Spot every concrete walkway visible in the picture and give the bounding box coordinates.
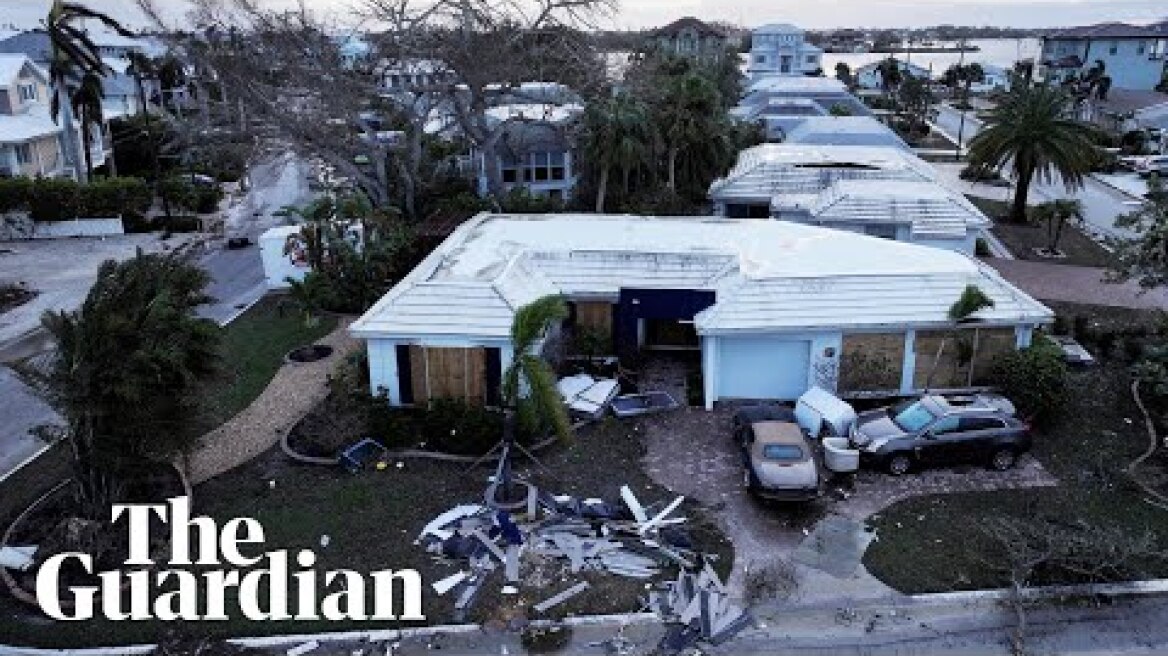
[985,258,1168,310]
[184,318,359,484]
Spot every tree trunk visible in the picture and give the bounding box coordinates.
[81,114,94,180]
[595,167,608,213]
[1010,167,1034,224]
[667,147,678,192]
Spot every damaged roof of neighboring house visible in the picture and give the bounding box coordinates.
[708,143,936,202]
[0,53,47,85]
[805,179,990,239]
[783,116,911,150]
[350,213,1051,340]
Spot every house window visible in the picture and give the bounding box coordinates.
[806,55,816,64]
[18,83,37,102]
[1109,41,1118,55]
[755,55,766,64]
[1137,41,1146,55]
[14,143,33,165]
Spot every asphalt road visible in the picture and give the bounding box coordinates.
[197,152,314,325]
[933,103,1145,240]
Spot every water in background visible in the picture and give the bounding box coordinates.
[821,38,1043,77]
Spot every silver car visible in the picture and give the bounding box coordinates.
[739,420,820,501]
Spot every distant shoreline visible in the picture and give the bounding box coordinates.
[823,46,982,54]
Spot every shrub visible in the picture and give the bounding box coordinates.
[417,398,504,455]
[0,178,32,213]
[975,238,991,257]
[0,177,152,221]
[959,163,1002,183]
[990,336,1068,425]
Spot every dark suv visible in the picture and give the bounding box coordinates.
[849,394,1030,475]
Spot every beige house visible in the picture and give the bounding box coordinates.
[0,54,103,179]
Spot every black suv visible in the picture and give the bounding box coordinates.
[849,394,1030,475]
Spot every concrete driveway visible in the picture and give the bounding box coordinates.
[637,403,1055,604]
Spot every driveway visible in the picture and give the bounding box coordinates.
[638,404,1055,604]
[986,257,1168,310]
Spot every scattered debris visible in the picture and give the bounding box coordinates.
[533,581,591,613]
[649,564,750,653]
[286,641,319,656]
[0,545,37,572]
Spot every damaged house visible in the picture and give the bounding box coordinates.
[349,213,1051,408]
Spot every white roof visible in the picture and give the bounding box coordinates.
[0,102,62,143]
[350,213,1051,339]
[807,179,990,239]
[709,143,936,202]
[755,23,804,35]
[747,76,848,95]
[484,102,582,126]
[784,116,911,150]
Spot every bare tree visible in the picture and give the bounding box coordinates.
[138,0,612,217]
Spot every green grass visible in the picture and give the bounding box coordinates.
[864,312,1168,592]
[191,296,337,435]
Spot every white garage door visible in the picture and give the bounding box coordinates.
[718,337,811,401]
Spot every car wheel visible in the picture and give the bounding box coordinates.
[990,449,1017,471]
[887,454,912,476]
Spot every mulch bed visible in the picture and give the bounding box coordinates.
[991,221,1115,268]
[0,283,37,314]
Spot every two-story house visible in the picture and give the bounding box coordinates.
[475,86,583,202]
[747,23,823,81]
[648,17,728,60]
[1039,22,1168,91]
[0,54,71,179]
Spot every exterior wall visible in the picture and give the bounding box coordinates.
[1,134,66,178]
[655,28,726,59]
[702,331,840,407]
[838,332,906,393]
[910,326,1020,391]
[1041,37,1168,90]
[748,29,821,80]
[366,337,511,407]
[908,231,978,255]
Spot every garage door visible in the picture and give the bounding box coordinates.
[717,337,811,400]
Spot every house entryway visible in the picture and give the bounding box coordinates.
[635,352,697,407]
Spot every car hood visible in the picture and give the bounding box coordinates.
[753,459,818,489]
[852,411,905,448]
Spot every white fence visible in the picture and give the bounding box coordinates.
[0,214,125,241]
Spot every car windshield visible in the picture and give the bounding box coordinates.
[762,444,804,462]
[891,400,937,432]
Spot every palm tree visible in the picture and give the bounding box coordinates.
[502,296,571,442]
[834,62,852,88]
[876,57,903,95]
[967,84,1102,224]
[580,94,652,212]
[1032,199,1084,256]
[44,1,134,181]
[657,72,730,194]
[70,71,105,178]
[125,51,158,116]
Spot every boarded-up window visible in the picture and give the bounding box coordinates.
[914,328,1019,390]
[406,345,491,405]
[839,333,905,392]
[574,301,613,338]
[970,328,1017,385]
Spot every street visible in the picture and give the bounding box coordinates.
[933,103,1146,240]
[196,151,314,324]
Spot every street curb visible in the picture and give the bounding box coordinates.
[907,577,1168,605]
[216,286,267,327]
[0,613,661,656]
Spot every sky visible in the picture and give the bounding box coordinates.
[3,0,1166,31]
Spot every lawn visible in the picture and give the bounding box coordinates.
[189,296,337,436]
[864,303,1168,593]
[0,418,732,648]
[967,195,1115,268]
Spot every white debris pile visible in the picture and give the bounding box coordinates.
[417,483,705,622]
[650,562,750,650]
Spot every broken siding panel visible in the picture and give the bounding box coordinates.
[839,332,905,392]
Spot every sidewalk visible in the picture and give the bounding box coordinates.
[985,257,1168,310]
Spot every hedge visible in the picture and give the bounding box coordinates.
[0,177,152,222]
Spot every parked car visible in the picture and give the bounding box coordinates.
[225,236,252,249]
[732,404,794,443]
[1134,155,1168,178]
[848,394,1029,475]
[738,420,820,501]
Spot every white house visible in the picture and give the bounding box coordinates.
[747,23,823,81]
[782,116,911,151]
[969,64,1010,93]
[350,213,1051,408]
[732,76,872,140]
[1039,22,1168,91]
[708,143,935,218]
[854,58,932,90]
